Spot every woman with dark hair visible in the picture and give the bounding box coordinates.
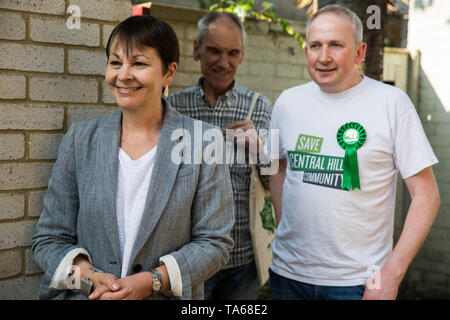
[32,15,234,300]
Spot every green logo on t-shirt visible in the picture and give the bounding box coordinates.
[290,134,346,190]
[295,134,323,153]
[288,151,343,172]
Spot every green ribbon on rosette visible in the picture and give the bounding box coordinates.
[336,122,366,191]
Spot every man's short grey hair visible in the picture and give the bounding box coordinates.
[306,5,363,45]
[197,11,246,46]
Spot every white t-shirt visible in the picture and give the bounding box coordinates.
[117,146,157,278]
[267,76,438,286]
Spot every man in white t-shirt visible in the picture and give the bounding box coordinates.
[268,5,440,300]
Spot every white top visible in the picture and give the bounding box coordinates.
[117,147,156,277]
[267,76,438,286]
[50,146,183,297]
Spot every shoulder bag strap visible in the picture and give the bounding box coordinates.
[246,93,260,121]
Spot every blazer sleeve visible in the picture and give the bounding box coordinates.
[169,161,235,299]
[31,122,86,286]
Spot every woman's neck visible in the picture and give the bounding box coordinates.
[121,100,164,133]
[120,101,164,159]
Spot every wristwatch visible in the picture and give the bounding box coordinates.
[80,277,93,297]
[79,266,103,297]
[150,269,163,296]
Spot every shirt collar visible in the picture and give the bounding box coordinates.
[194,76,238,108]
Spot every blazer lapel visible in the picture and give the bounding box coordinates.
[128,102,185,269]
[98,110,123,266]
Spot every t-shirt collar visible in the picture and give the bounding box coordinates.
[316,74,368,99]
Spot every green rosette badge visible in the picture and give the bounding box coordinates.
[336,122,366,191]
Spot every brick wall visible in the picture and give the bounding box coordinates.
[0,0,131,299]
[0,1,309,299]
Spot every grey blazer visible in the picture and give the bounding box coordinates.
[31,101,235,300]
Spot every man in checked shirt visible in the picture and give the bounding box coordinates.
[168,11,272,300]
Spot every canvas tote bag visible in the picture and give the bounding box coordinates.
[246,93,276,286]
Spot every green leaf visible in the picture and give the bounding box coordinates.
[234,3,252,21]
[261,11,275,21]
[262,1,275,13]
[277,18,289,28]
[285,26,294,35]
[294,33,306,48]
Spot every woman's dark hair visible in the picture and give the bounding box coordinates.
[106,15,179,74]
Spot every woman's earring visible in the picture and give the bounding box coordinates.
[164,85,169,98]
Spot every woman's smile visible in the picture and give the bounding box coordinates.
[115,86,143,94]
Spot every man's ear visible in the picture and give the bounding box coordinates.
[238,46,245,64]
[193,40,200,61]
[355,42,367,65]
